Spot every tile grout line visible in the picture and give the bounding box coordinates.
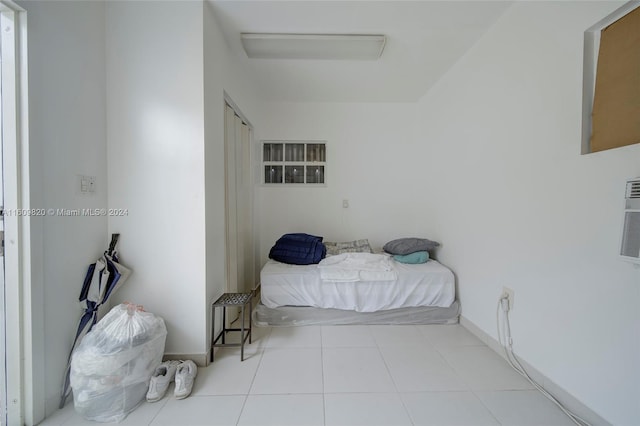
[372,325,416,426]
[429,330,519,426]
[468,389,504,426]
[320,326,326,426]
[418,326,506,425]
[431,329,483,393]
[235,326,270,426]
[145,393,172,426]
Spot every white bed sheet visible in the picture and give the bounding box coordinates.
[260,259,455,312]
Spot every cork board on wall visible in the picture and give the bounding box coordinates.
[590,6,640,152]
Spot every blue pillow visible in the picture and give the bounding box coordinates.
[393,251,429,264]
[383,237,440,255]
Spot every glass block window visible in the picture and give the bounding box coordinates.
[262,141,326,185]
[264,165,283,184]
[306,165,324,184]
[285,144,305,161]
[263,143,283,162]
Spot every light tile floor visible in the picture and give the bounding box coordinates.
[40,324,575,426]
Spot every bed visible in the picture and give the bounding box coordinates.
[254,249,460,326]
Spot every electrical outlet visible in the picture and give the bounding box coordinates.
[502,286,514,310]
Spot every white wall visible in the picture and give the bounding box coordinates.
[255,3,640,423]
[20,1,108,418]
[105,1,207,357]
[22,0,639,423]
[21,2,263,420]
[256,102,420,261]
[203,2,263,344]
[414,2,639,424]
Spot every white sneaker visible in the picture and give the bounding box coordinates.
[146,360,182,402]
[174,360,198,399]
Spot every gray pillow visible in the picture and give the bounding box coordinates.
[324,239,373,256]
[383,237,440,255]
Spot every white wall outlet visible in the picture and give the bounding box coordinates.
[342,199,349,208]
[502,286,514,310]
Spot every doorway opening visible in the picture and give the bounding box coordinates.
[0,2,32,424]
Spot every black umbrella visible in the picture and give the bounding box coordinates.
[59,234,131,408]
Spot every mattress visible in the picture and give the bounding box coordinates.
[260,258,455,313]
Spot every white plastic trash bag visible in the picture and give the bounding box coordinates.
[70,303,167,423]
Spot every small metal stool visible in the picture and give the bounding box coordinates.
[210,292,252,362]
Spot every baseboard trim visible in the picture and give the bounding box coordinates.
[163,353,209,367]
[459,315,610,426]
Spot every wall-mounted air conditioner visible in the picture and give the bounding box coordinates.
[620,177,640,263]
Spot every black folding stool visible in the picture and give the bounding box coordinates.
[210,292,252,362]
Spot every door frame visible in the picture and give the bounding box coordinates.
[222,94,255,323]
[0,1,35,425]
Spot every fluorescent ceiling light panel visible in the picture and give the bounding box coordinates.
[241,33,386,60]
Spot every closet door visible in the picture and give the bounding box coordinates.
[241,123,255,292]
[224,104,239,297]
[224,103,255,325]
[235,117,254,293]
[233,114,246,294]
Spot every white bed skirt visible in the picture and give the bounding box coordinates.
[252,300,460,327]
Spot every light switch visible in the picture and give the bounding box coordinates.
[342,199,349,208]
[77,174,96,195]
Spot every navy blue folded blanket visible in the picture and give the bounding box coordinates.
[269,233,327,265]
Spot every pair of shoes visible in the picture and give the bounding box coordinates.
[174,360,198,400]
[146,360,197,402]
[146,360,182,402]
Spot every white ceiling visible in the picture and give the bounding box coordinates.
[209,1,512,103]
